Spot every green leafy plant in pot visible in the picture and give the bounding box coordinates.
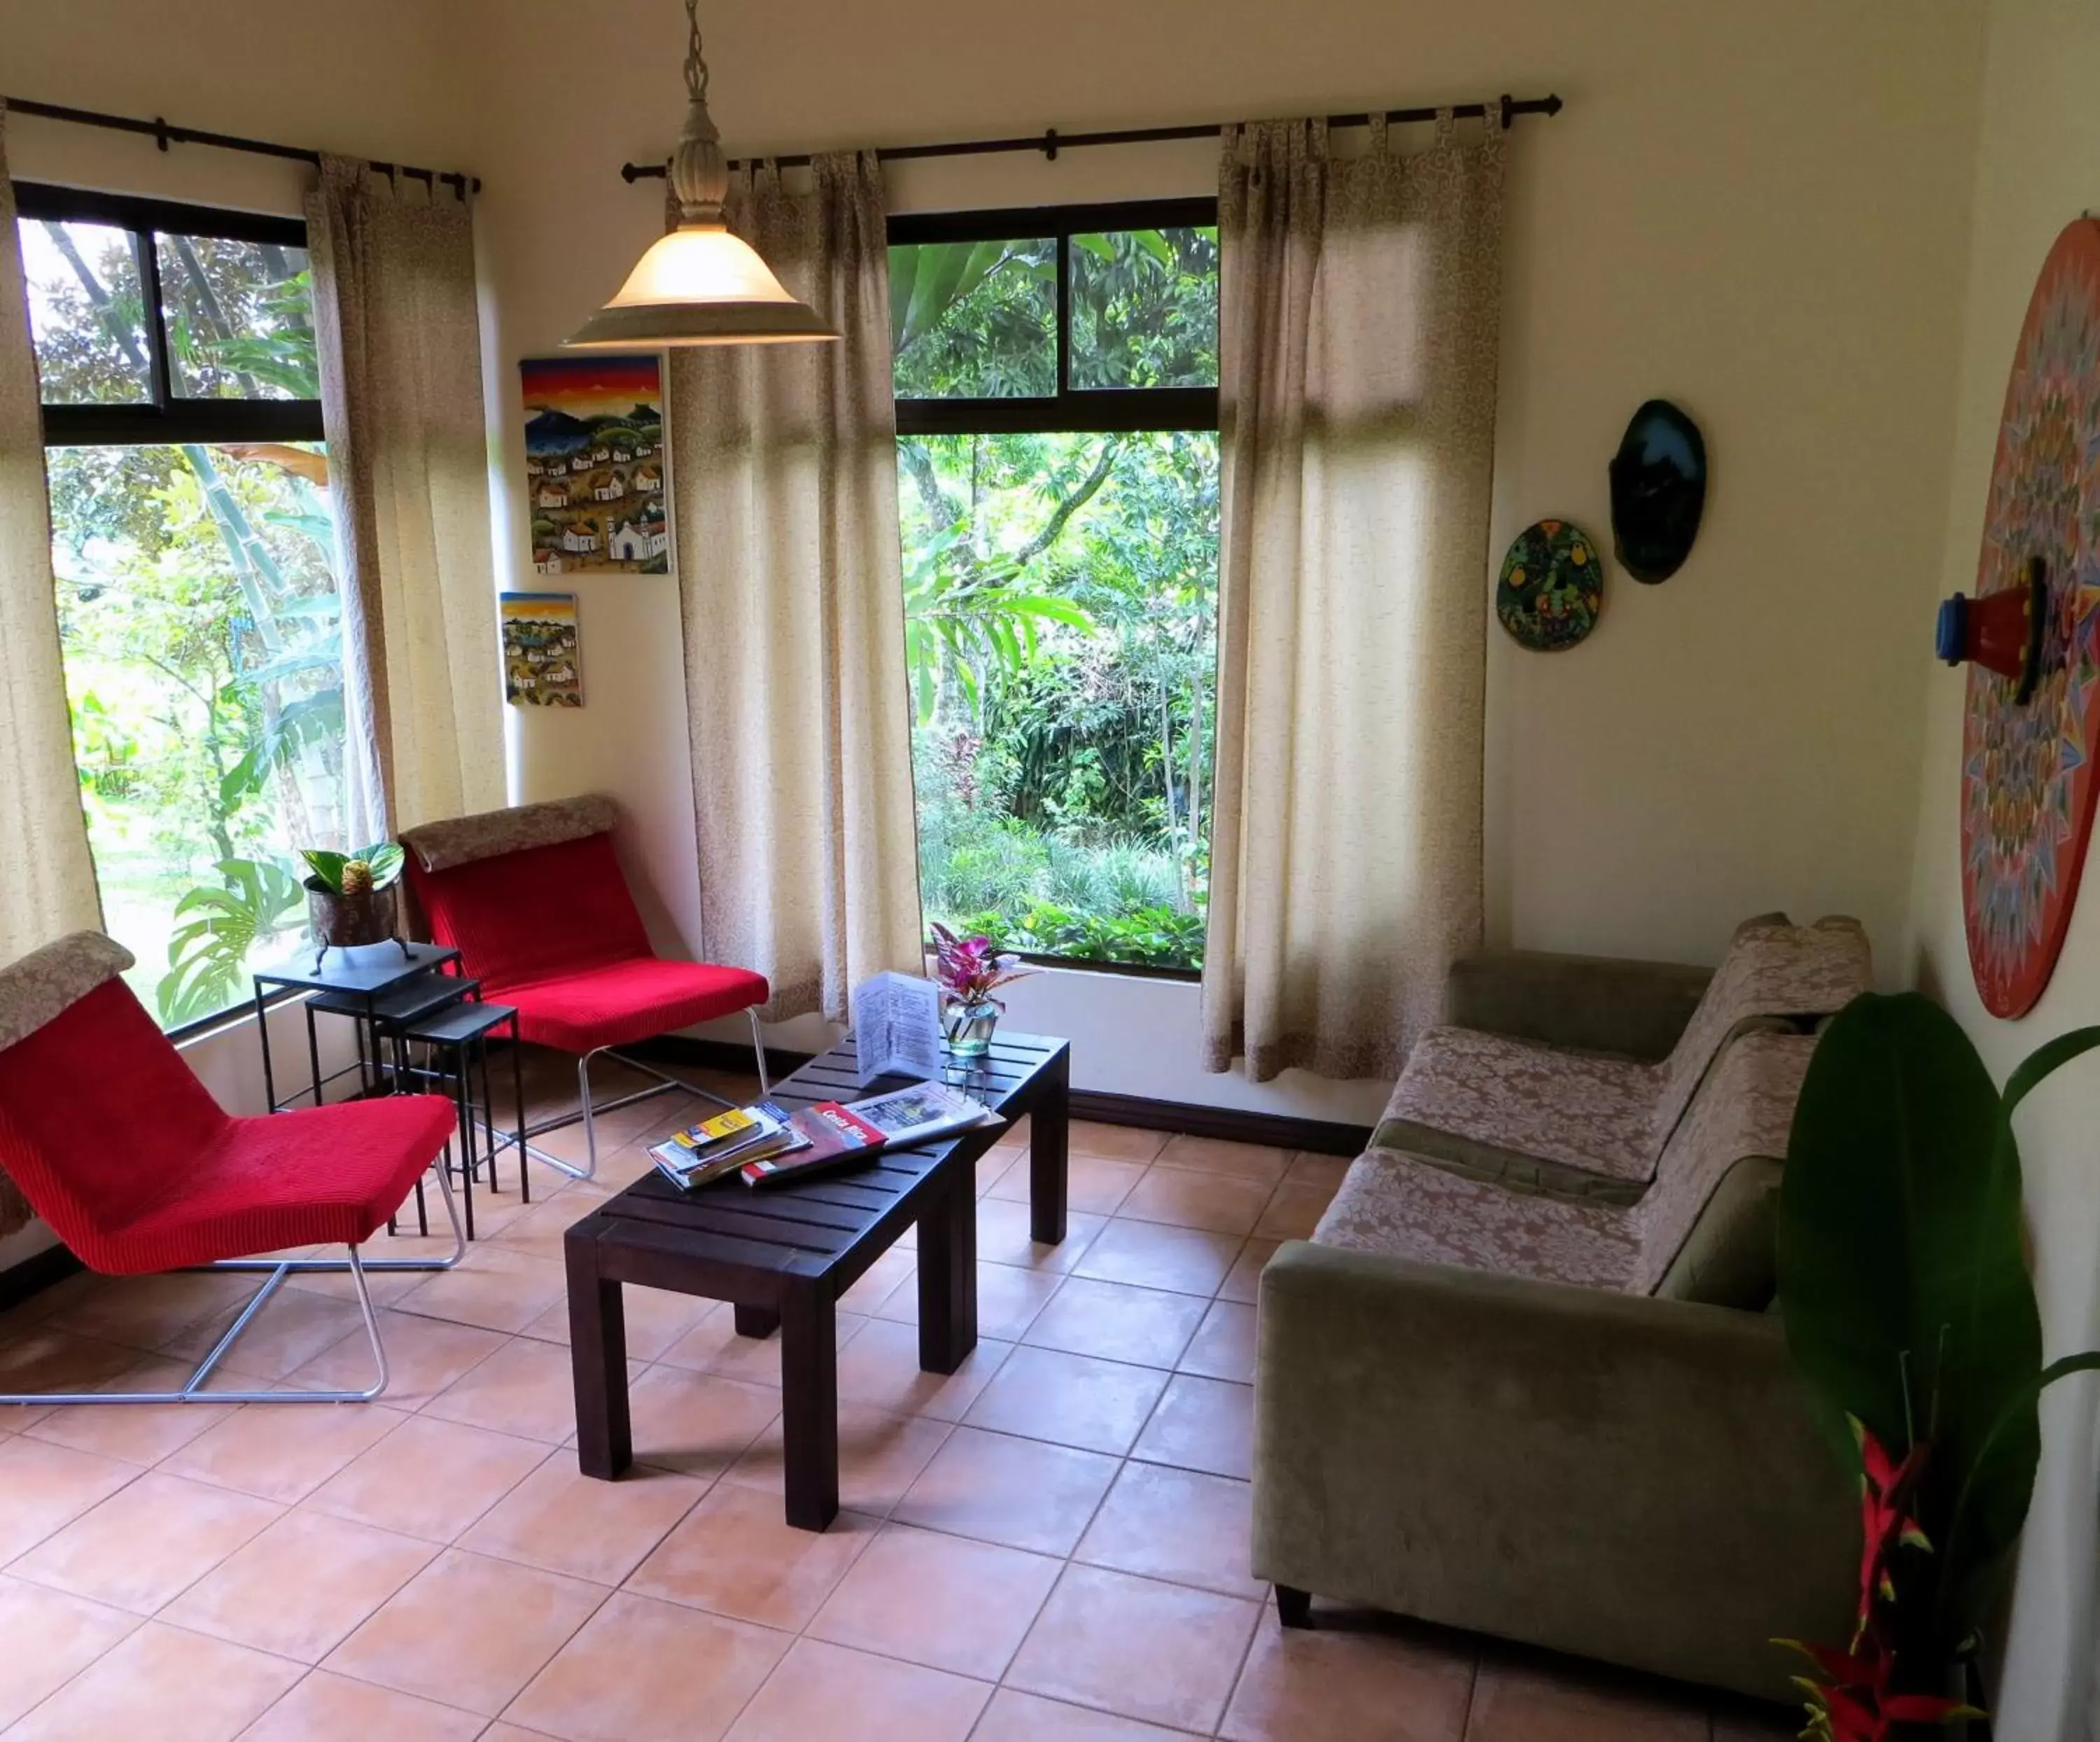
[300,842,406,967]
[1777,993,2100,1737]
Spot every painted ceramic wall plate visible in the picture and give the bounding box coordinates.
[1497,519,1602,651]
[1961,216,2100,1017]
[1609,399,1707,583]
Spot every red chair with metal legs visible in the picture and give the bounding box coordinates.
[399,794,770,1181]
[0,932,463,1407]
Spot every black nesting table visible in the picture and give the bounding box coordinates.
[565,1030,1071,1528]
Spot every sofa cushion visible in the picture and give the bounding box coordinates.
[1651,1155,1782,1309]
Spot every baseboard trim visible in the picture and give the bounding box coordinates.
[0,1241,81,1314]
[633,1037,1373,1158]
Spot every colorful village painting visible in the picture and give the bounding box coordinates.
[500,592,583,706]
[520,354,671,575]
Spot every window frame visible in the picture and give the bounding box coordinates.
[891,197,1220,983]
[20,181,329,1040]
[17,181,324,446]
[890,197,1219,437]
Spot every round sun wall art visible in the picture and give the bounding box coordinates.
[1962,216,2100,1018]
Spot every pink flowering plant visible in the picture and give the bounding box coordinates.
[930,922,1034,1010]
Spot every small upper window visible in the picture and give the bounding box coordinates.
[155,234,316,400]
[19,218,153,404]
[890,237,1057,400]
[1068,226,1219,391]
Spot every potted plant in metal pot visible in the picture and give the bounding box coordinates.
[1777,994,2100,1738]
[300,842,406,967]
[930,922,1032,1058]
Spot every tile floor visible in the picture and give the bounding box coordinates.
[0,1058,1798,1740]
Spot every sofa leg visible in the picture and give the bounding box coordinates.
[1274,1584,1313,1629]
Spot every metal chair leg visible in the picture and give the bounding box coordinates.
[747,1005,772,1097]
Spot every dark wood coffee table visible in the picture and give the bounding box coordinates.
[565,1030,1070,1528]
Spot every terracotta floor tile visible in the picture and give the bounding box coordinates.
[160,1508,436,1661]
[2,1619,301,1742]
[1465,1659,1709,1740]
[486,1194,594,1263]
[1133,1374,1254,1479]
[1068,1122,1168,1164]
[9,1471,281,1615]
[0,1575,141,1729]
[832,1318,1014,1421]
[655,1301,865,1388]
[459,1450,707,1584]
[423,1333,585,1443]
[287,1309,507,1411]
[1155,1136,1294,1185]
[722,1636,990,1741]
[872,1260,1063,1342]
[963,1346,1168,1455]
[517,1281,715,1361]
[808,1521,1060,1680]
[43,1270,258,1356]
[1023,1277,1210,1370]
[973,1198,1107,1272]
[160,1401,408,1504]
[20,1359,235,1466]
[1252,1179,1336,1241]
[1072,1220,1243,1297]
[723,1400,951,1517]
[1219,1239,1278,1305]
[1007,1563,1261,1732]
[237,1669,486,1741]
[323,1547,606,1715]
[1220,1613,1476,1741]
[1076,1462,1261,1598]
[624,1365,782,1478]
[163,1285,372,1381]
[0,1324,142,1398]
[974,1688,1194,1739]
[505,1589,790,1741]
[837,1248,917,1314]
[626,1484,877,1630]
[306,1412,546,1542]
[892,1426,1119,1556]
[1119,1167,1276,1236]
[0,1437,140,1563]
[1284,1152,1352,1191]
[392,1248,569,1335]
[993,1152,1149,1216]
[1178,1300,1258,1383]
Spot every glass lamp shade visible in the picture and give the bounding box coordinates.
[565,221,838,347]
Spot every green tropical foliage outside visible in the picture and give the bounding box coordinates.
[892,225,1221,970]
[23,218,346,1025]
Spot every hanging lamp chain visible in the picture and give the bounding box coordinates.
[669,0,727,223]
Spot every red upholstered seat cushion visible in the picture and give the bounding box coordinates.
[0,978,455,1275]
[407,828,769,1056]
[501,957,771,1054]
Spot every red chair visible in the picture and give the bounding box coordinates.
[400,793,770,1180]
[0,931,462,1407]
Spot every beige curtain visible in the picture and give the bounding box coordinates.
[0,104,105,1234]
[669,153,923,1020]
[1202,113,1504,1082]
[307,156,504,840]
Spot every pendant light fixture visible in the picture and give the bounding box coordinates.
[565,0,836,348]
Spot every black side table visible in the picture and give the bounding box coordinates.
[398,1000,528,1241]
[251,942,465,1115]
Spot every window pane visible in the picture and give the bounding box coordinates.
[18,218,153,403]
[156,234,318,400]
[49,443,346,1027]
[1069,227,1219,390]
[900,430,1219,970]
[891,238,1057,398]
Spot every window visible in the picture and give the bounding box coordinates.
[18,184,343,1031]
[891,200,1220,973]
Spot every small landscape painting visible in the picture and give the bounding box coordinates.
[501,592,583,707]
[520,354,670,575]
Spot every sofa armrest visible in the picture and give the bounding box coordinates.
[1253,1241,1853,1702]
[1443,950,1712,1060]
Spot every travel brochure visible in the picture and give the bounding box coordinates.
[648,1080,998,1194]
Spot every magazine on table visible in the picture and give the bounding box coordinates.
[848,971,946,1087]
[649,1099,808,1190]
[739,1082,1002,1189]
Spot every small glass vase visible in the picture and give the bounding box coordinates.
[941,999,1000,1059]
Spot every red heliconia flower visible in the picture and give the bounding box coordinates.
[1852,1422,1933,1647]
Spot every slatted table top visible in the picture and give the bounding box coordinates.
[566,1031,1069,1296]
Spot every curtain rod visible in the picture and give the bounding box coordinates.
[617,92,1564,182]
[2,96,482,196]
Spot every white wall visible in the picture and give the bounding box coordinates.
[1903,2,2100,1734]
[460,0,1985,1119]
